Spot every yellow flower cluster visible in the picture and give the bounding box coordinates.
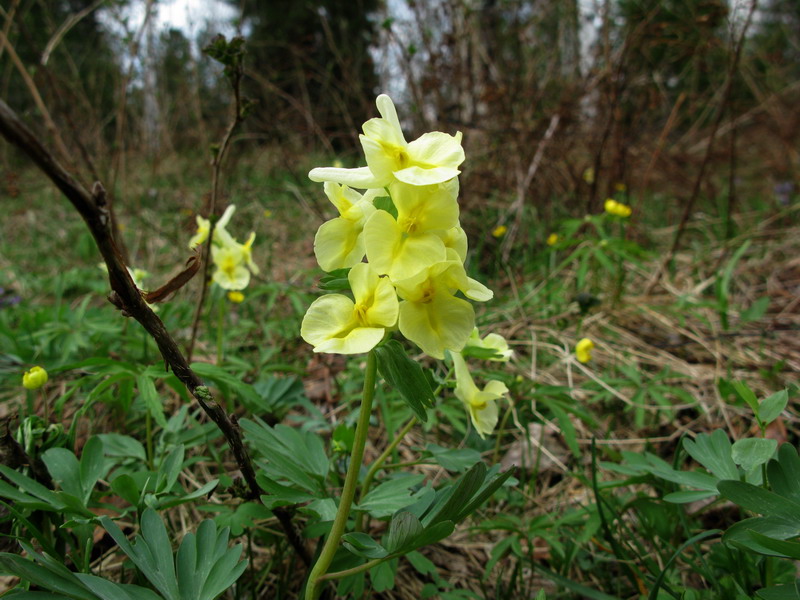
[189,205,258,291]
[604,199,632,218]
[301,95,493,358]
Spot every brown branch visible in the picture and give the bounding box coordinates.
[0,98,310,566]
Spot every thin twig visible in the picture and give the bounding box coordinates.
[187,36,247,362]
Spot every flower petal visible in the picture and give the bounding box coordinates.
[314,218,365,272]
[394,166,461,186]
[309,166,383,189]
[300,294,356,348]
[399,293,474,359]
[407,131,464,169]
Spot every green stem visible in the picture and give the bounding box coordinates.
[216,295,225,367]
[319,557,383,582]
[145,411,154,471]
[305,351,378,600]
[354,417,417,532]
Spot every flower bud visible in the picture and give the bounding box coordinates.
[22,366,48,390]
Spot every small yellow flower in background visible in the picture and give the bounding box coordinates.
[22,366,48,390]
[263,209,273,218]
[189,205,236,250]
[604,199,632,218]
[332,159,344,169]
[575,338,595,363]
[614,182,627,192]
[546,233,559,246]
[582,167,595,184]
[492,225,507,238]
[212,245,251,290]
[227,291,245,303]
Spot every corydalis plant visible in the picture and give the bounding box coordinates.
[300,95,511,599]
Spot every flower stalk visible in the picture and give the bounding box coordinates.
[305,350,378,600]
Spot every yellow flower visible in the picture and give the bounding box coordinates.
[466,328,513,361]
[546,233,559,246]
[394,251,492,359]
[314,183,378,272]
[492,225,507,238]
[227,291,245,303]
[22,366,48,390]
[452,352,508,439]
[309,94,464,189]
[364,180,460,281]
[301,263,399,354]
[212,245,251,290]
[437,226,468,263]
[604,199,632,218]
[583,167,595,184]
[575,338,595,363]
[614,182,627,192]
[263,209,273,219]
[189,205,237,249]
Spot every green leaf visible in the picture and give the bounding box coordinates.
[241,418,328,493]
[747,531,800,560]
[357,474,425,518]
[740,296,770,323]
[718,480,800,527]
[725,516,800,547]
[756,584,800,600]
[136,375,167,429]
[425,444,481,472]
[424,462,487,526]
[768,444,800,503]
[683,430,739,481]
[342,533,388,559]
[76,574,163,600]
[389,520,454,556]
[111,474,141,507]
[732,381,760,415]
[759,390,789,425]
[98,434,146,462]
[369,558,397,593]
[453,467,516,523]
[156,445,185,495]
[731,438,777,473]
[0,465,72,513]
[663,490,717,504]
[385,511,424,553]
[100,509,245,600]
[375,340,435,423]
[79,436,106,504]
[41,448,82,500]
